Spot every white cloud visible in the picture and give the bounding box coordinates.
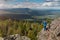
[0,2,42,8]
[0,0,60,9]
[41,2,53,7]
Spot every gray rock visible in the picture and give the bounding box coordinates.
[3,34,31,40]
[37,18,60,40]
[0,37,4,40]
[21,36,30,40]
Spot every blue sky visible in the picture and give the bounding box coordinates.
[0,0,60,9]
[7,0,45,4]
[14,0,44,3]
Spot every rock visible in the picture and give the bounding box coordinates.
[21,36,31,40]
[0,37,4,40]
[37,18,60,40]
[3,34,31,40]
[15,34,21,40]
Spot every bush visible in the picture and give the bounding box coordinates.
[0,18,51,40]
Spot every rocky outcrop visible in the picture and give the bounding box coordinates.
[0,37,4,40]
[21,36,30,40]
[2,34,31,40]
[37,18,60,40]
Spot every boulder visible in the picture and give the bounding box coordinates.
[37,18,60,40]
[0,37,4,40]
[3,34,31,40]
[21,36,31,40]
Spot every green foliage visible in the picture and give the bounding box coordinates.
[0,18,52,40]
[45,18,52,24]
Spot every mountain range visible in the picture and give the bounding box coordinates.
[0,8,60,20]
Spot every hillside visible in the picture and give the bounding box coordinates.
[1,8,60,16]
[0,14,32,20]
[37,18,60,40]
[0,8,60,20]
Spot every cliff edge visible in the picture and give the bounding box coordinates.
[37,18,60,40]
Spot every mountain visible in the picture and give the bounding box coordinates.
[2,8,60,16]
[0,8,60,20]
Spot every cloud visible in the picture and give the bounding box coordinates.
[0,0,60,9]
[41,0,60,7]
[41,2,53,7]
[0,2,42,8]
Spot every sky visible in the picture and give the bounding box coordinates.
[0,0,60,9]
